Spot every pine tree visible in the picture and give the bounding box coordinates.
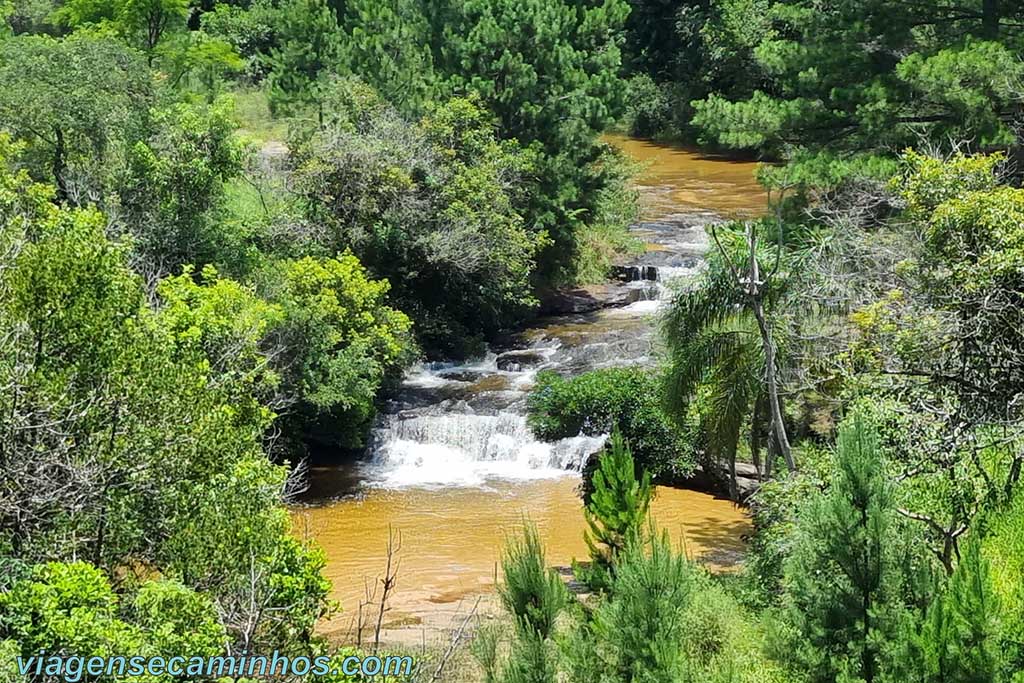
[781,411,919,683]
[502,628,558,683]
[583,431,653,577]
[337,0,437,114]
[575,529,694,683]
[496,522,566,683]
[267,0,344,115]
[427,0,630,282]
[918,538,1001,683]
[499,521,568,640]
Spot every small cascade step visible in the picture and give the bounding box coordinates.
[612,264,659,282]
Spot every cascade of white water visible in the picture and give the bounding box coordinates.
[367,411,606,487]
[363,216,713,489]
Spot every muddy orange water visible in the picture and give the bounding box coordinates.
[293,478,748,638]
[292,136,763,642]
[604,133,767,220]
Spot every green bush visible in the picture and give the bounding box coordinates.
[622,74,675,139]
[527,368,696,484]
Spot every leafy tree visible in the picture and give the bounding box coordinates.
[621,0,689,79]
[0,34,151,202]
[662,256,767,496]
[163,30,246,101]
[293,81,543,356]
[199,0,279,81]
[618,0,779,139]
[117,98,247,275]
[0,147,329,651]
[119,0,190,62]
[4,0,58,35]
[662,218,800,496]
[54,0,191,65]
[427,0,631,282]
[264,253,415,451]
[0,562,226,663]
[155,264,284,411]
[582,431,653,583]
[842,152,1024,572]
[159,458,331,651]
[0,1,11,35]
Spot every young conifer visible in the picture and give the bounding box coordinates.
[782,411,913,683]
[583,430,653,576]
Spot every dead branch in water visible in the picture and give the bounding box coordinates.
[373,524,402,653]
[429,596,482,683]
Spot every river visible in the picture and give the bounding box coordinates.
[292,135,766,643]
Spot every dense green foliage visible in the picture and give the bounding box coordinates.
[690,2,1024,154]
[619,0,1024,159]
[0,34,152,202]
[0,150,330,657]
[656,133,1024,683]
[528,368,695,483]
[201,0,638,286]
[4,0,1024,679]
[292,81,544,355]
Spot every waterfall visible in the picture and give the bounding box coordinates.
[367,412,606,487]
[361,215,712,489]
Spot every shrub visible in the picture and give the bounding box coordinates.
[527,367,696,484]
[622,74,675,139]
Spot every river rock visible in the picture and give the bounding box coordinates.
[538,284,641,315]
[437,370,485,383]
[611,264,659,282]
[495,350,547,372]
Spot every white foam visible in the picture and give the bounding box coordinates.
[366,412,606,488]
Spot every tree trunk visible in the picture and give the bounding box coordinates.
[982,0,1000,39]
[53,126,67,202]
[727,443,738,501]
[750,401,762,481]
[751,300,795,471]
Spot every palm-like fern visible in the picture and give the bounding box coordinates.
[661,225,790,495]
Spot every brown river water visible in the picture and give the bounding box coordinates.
[292,135,766,642]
